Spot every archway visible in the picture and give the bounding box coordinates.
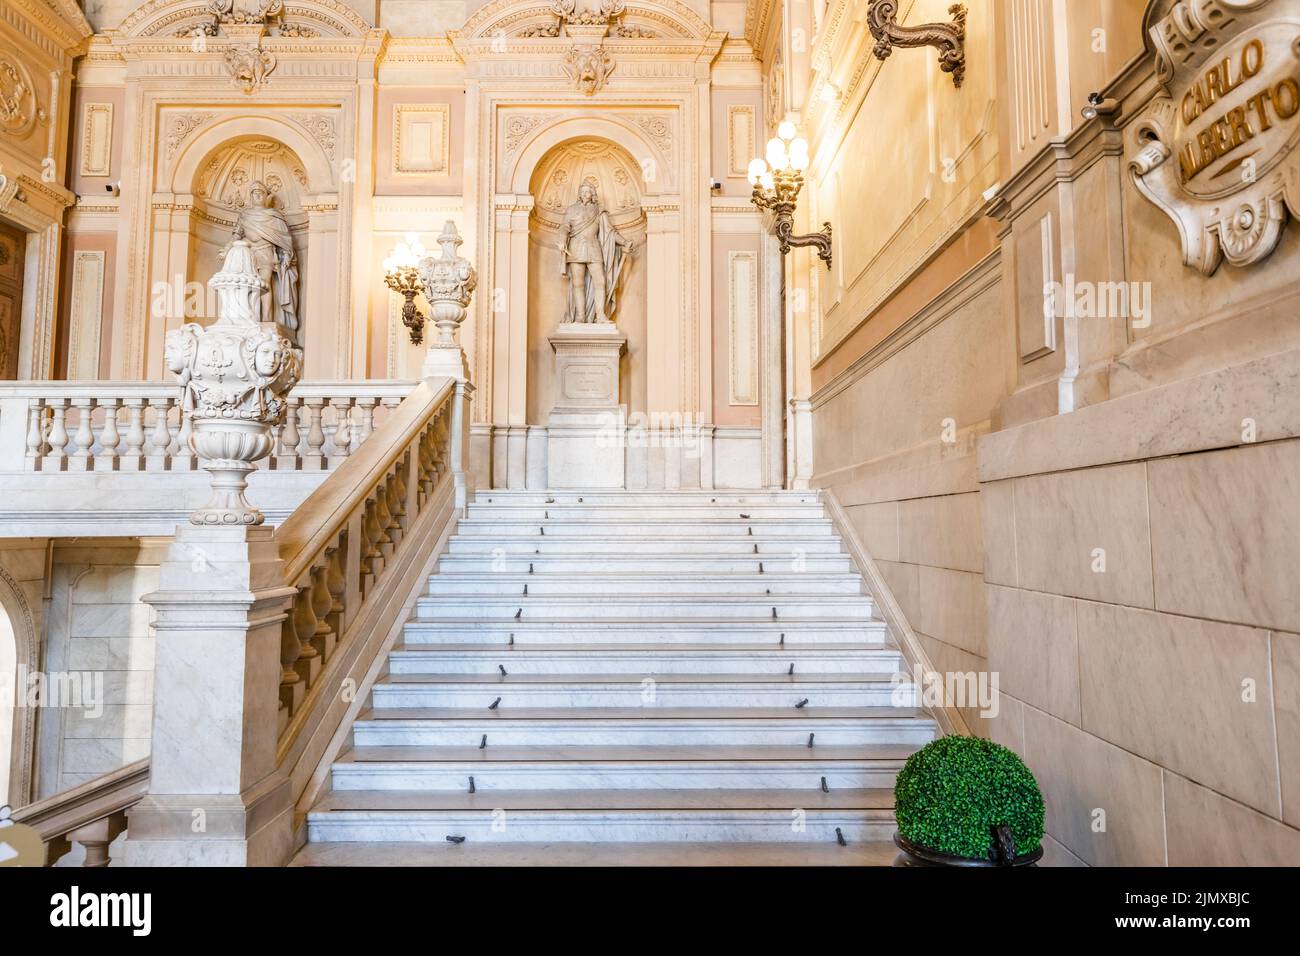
[526,139,648,424]
[0,565,36,807]
[0,603,14,803]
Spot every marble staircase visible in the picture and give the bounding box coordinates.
[295,490,935,865]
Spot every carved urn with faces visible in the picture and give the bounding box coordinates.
[165,239,303,526]
[417,221,478,350]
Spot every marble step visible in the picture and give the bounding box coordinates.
[329,743,917,790]
[386,644,903,675]
[290,840,899,866]
[411,595,876,621]
[351,707,935,746]
[369,673,915,708]
[464,504,828,521]
[473,491,820,506]
[422,573,865,597]
[307,805,896,843]
[399,619,890,645]
[445,535,846,555]
[453,519,835,537]
[437,554,855,574]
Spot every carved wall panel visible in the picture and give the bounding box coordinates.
[727,104,755,177]
[393,103,450,175]
[67,249,106,380]
[80,103,114,177]
[728,249,759,405]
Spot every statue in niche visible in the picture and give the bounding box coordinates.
[224,180,300,341]
[559,180,634,324]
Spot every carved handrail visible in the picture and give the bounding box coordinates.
[272,375,466,773]
[10,758,149,866]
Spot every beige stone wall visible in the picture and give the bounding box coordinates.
[767,0,1300,863]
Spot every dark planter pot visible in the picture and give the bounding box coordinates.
[892,831,1044,868]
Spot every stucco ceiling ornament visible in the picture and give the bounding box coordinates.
[1130,0,1300,275]
[519,0,655,39]
[209,0,284,25]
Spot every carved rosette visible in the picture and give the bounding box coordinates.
[417,221,478,349]
[165,240,303,526]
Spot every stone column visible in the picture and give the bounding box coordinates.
[126,239,303,866]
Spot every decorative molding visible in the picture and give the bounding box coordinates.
[628,112,672,155]
[727,104,755,177]
[223,44,277,94]
[728,249,759,406]
[291,111,337,161]
[79,102,113,177]
[0,54,40,137]
[66,250,105,379]
[165,111,213,159]
[392,103,450,176]
[562,45,616,96]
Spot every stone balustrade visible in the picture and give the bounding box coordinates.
[0,381,415,473]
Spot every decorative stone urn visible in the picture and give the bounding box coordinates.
[417,220,477,381]
[165,238,303,525]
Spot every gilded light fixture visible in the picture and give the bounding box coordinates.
[383,234,427,345]
[867,0,967,89]
[747,122,833,269]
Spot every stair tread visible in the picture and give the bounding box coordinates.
[357,705,930,721]
[379,671,903,685]
[291,840,898,866]
[338,743,919,763]
[311,788,896,812]
[390,643,896,655]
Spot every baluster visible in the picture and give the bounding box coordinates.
[277,398,301,470]
[300,397,326,469]
[25,401,47,469]
[67,398,95,472]
[280,616,304,715]
[94,398,122,472]
[146,396,174,471]
[354,397,376,454]
[41,398,70,471]
[173,406,195,470]
[309,562,335,661]
[291,581,320,687]
[361,497,385,584]
[374,476,395,557]
[325,541,346,637]
[330,397,354,463]
[119,398,146,471]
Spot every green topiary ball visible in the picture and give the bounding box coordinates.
[894,735,1044,860]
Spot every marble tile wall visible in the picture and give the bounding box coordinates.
[982,428,1300,865]
[36,548,160,798]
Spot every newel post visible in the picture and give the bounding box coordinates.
[418,220,477,508]
[127,240,303,867]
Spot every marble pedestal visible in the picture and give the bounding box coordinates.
[125,525,296,866]
[547,323,627,489]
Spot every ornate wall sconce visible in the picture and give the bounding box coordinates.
[867,1,967,89]
[748,122,833,269]
[383,233,427,345]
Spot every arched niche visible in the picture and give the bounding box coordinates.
[156,114,344,377]
[186,138,311,337]
[526,138,648,423]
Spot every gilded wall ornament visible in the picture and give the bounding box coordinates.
[867,0,967,89]
[0,56,38,136]
[1130,0,1300,274]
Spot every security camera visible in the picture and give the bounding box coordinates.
[105,181,121,196]
[709,178,722,192]
[1080,91,1116,121]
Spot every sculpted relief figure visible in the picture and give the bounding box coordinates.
[225,180,300,341]
[559,181,634,324]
